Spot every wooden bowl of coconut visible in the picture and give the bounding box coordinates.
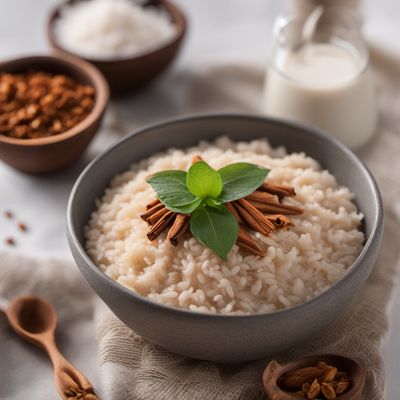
[47,0,187,96]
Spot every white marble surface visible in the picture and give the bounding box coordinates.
[0,0,399,399]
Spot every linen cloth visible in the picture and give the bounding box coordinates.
[94,47,400,400]
[0,47,399,400]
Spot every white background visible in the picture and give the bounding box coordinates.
[0,0,399,398]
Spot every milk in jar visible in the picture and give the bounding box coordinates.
[262,8,377,149]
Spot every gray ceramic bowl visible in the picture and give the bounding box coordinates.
[67,114,383,363]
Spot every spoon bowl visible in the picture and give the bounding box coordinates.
[7,296,57,335]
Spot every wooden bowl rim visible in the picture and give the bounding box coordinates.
[0,53,109,147]
[46,0,187,64]
[262,354,366,400]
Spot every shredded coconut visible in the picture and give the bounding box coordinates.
[55,0,177,59]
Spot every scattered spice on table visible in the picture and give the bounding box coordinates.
[5,237,16,246]
[2,210,30,246]
[278,361,351,399]
[18,222,28,232]
[0,71,95,139]
[4,210,14,219]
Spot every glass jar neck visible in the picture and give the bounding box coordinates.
[271,6,369,85]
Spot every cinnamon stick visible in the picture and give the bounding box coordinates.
[167,214,190,246]
[265,214,293,230]
[146,198,161,210]
[236,227,265,257]
[259,182,296,200]
[245,190,280,205]
[140,202,165,223]
[225,202,243,224]
[248,200,303,215]
[146,206,171,226]
[233,199,275,235]
[147,211,175,241]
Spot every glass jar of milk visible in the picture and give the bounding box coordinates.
[262,6,377,149]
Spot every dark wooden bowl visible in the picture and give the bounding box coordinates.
[263,354,365,400]
[47,0,187,96]
[0,54,109,174]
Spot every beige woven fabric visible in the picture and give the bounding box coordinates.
[94,47,400,400]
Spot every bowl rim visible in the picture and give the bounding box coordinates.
[67,113,383,320]
[46,0,187,64]
[0,53,109,146]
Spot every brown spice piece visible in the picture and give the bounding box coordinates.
[233,198,275,235]
[247,199,304,215]
[147,211,175,241]
[259,182,296,200]
[307,379,321,399]
[146,206,170,226]
[5,237,16,246]
[278,366,325,389]
[146,198,161,210]
[316,361,330,369]
[18,222,28,232]
[4,210,14,219]
[236,227,265,257]
[266,214,293,230]
[301,382,311,394]
[320,366,337,383]
[321,382,337,399]
[335,379,350,395]
[224,202,243,224]
[140,202,165,222]
[245,190,280,205]
[167,214,190,246]
[64,386,99,399]
[0,71,95,140]
[334,371,347,381]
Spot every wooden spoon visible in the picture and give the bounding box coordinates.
[263,354,365,399]
[5,295,99,400]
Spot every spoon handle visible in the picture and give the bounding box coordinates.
[39,334,98,400]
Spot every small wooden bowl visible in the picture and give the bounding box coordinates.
[47,0,187,96]
[0,54,109,174]
[263,354,365,400]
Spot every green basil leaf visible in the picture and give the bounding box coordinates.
[146,170,197,212]
[218,163,269,202]
[190,205,239,261]
[171,197,203,214]
[205,197,223,209]
[186,161,222,199]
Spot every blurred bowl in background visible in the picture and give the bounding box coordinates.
[47,0,187,96]
[0,54,109,174]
